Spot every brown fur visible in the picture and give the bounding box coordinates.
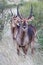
[17,25,36,55]
[21,31,25,45]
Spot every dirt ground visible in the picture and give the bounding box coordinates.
[0,22,43,65]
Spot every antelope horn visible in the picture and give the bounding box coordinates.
[10,9,13,16]
[17,5,22,19]
[28,4,34,19]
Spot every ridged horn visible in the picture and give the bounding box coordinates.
[28,4,34,19]
[17,5,22,19]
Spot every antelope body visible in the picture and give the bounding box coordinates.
[10,5,36,55]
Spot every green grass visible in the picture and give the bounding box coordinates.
[37,29,43,45]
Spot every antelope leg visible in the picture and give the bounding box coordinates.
[22,44,29,55]
[17,45,20,55]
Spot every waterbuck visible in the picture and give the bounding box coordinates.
[10,5,36,55]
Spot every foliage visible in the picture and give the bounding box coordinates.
[37,29,43,45]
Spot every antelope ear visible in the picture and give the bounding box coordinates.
[27,16,34,22]
[30,16,34,20]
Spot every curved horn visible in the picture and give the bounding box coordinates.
[28,4,34,19]
[10,9,13,16]
[17,5,22,19]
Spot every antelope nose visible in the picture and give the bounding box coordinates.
[23,26,26,29]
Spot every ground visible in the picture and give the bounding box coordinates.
[0,22,43,65]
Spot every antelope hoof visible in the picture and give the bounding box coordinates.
[17,49,19,55]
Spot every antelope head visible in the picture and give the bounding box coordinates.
[16,4,34,31]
